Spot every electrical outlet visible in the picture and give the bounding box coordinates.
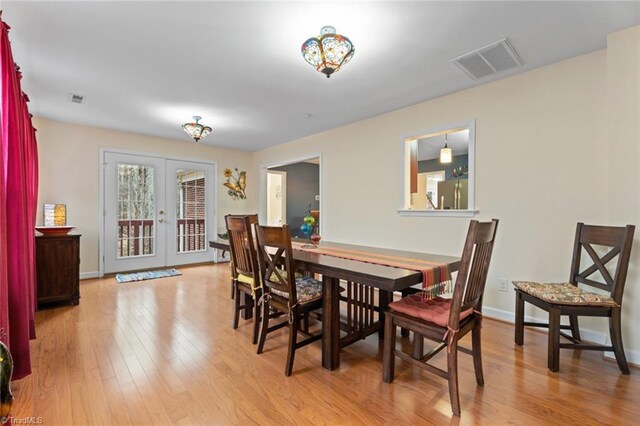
[498,278,509,292]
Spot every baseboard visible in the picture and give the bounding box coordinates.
[79,271,100,280]
[482,306,640,366]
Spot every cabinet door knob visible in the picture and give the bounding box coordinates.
[159,218,164,223]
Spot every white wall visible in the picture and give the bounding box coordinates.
[34,118,253,276]
[252,26,640,360]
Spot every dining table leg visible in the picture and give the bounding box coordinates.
[378,290,391,337]
[322,275,341,370]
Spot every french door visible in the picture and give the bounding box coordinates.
[103,152,215,274]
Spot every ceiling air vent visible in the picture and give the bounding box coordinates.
[452,39,522,80]
[70,94,84,104]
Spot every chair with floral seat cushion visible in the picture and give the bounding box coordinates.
[254,224,323,376]
[382,219,499,417]
[225,214,261,344]
[513,222,635,374]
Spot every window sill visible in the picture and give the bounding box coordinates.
[397,209,479,217]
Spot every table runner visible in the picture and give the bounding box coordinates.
[293,242,452,299]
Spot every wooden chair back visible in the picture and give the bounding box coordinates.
[255,224,298,304]
[225,214,259,281]
[448,219,499,329]
[569,223,635,305]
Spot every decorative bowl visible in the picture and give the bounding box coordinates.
[35,226,75,235]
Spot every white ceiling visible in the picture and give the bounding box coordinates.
[4,1,639,151]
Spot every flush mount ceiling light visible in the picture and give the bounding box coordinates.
[182,116,212,142]
[301,26,355,78]
[440,134,452,164]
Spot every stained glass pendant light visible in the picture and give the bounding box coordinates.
[182,116,212,142]
[440,134,452,164]
[301,26,355,78]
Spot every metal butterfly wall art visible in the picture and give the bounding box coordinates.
[223,168,247,200]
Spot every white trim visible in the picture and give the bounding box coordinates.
[482,306,640,366]
[400,119,476,214]
[99,147,217,274]
[397,209,479,217]
[79,271,100,280]
[259,153,323,235]
[99,149,105,277]
[99,147,215,165]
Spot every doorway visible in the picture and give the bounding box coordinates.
[263,156,320,238]
[266,170,286,226]
[102,151,215,274]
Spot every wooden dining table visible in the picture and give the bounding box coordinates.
[209,238,460,370]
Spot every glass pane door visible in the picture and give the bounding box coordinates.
[175,169,206,253]
[104,153,166,274]
[165,160,214,266]
[103,153,214,273]
[117,164,156,257]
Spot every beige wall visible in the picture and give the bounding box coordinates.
[252,26,640,358]
[34,118,253,275]
[606,26,640,357]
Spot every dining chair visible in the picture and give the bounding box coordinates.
[513,223,635,374]
[225,214,261,344]
[382,219,499,417]
[254,224,323,376]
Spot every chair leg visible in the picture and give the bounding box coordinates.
[548,307,561,372]
[447,338,461,417]
[472,319,484,386]
[256,300,269,354]
[609,308,630,374]
[569,315,581,342]
[400,290,409,337]
[382,313,396,383]
[515,291,524,346]
[230,279,235,299]
[232,282,240,330]
[285,316,298,376]
[412,332,424,359]
[252,295,260,345]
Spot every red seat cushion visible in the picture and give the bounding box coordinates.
[389,295,473,327]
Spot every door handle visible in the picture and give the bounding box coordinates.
[159,218,164,223]
[159,210,165,215]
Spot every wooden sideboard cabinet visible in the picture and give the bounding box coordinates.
[35,234,81,308]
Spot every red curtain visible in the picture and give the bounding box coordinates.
[0,17,39,380]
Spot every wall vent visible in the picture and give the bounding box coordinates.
[452,39,523,80]
[70,94,84,104]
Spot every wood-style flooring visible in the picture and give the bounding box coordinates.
[10,264,640,425]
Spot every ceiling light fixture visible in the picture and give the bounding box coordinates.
[440,134,452,164]
[301,26,355,78]
[182,116,212,142]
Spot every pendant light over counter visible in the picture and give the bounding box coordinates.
[440,133,452,164]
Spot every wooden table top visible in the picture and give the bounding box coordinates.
[209,239,460,292]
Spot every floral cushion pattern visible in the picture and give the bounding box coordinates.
[270,276,323,303]
[513,281,618,307]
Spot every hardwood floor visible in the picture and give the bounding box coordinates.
[10,264,639,425]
